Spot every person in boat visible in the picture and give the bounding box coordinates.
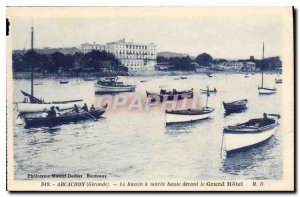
[23,97,29,103]
[173,89,177,94]
[90,105,95,111]
[55,107,60,117]
[214,87,217,92]
[47,106,56,118]
[73,104,79,114]
[160,89,166,94]
[82,103,88,112]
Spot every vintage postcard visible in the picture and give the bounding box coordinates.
[6,7,294,191]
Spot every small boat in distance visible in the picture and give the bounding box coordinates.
[275,78,282,84]
[140,80,148,83]
[34,82,43,85]
[24,106,107,128]
[165,88,214,124]
[258,43,277,94]
[223,99,248,113]
[200,87,217,94]
[180,76,187,79]
[146,88,193,102]
[95,77,136,94]
[222,113,280,154]
[60,80,69,84]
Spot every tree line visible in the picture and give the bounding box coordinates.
[12,50,128,73]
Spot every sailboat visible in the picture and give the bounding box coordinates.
[258,42,276,94]
[16,26,83,114]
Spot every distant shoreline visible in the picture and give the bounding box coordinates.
[12,70,279,79]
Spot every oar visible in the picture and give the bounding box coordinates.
[80,110,98,121]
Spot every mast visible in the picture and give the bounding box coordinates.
[261,42,264,88]
[31,26,34,97]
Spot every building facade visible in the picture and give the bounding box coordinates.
[80,39,157,71]
[105,39,156,71]
[80,42,105,54]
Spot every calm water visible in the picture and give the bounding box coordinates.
[13,73,282,180]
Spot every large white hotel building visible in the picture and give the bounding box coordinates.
[81,39,157,71]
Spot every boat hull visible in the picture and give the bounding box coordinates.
[223,99,247,112]
[166,112,211,124]
[146,91,193,102]
[17,101,83,113]
[24,110,105,128]
[258,87,276,94]
[94,84,135,93]
[165,108,214,124]
[223,125,277,153]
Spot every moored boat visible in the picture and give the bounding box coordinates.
[24,108,106,128]
[275,78,282,84]
[165,107,214,124]
[95,77,135,94]
[180,76,187,79]
[200,88,217,93]
[60,80,68,84]
[223,99,248,113]
[146,88,193,102]
[222,113,280,154]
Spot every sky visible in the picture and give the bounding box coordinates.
[8,7,288,59]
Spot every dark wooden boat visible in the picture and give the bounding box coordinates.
[180,76,187,79]
[275,78,282,84]
[146,89,193,102]
[60,80,69,84]
[24,109,106,128]
[223,99,248,112]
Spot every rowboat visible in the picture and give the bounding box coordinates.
[180,76,187,79]
[165,87,214,124]
[275,78,282,84]
[140,80,148,83]
[258,42,277,94]
[24,108,106,128]
[165,107,214,124]
[222,114,280,154]
[16,26,83,114]
[146,88,193,102]
[223,99,248,113]
[95,77,135,94]
[60,80,69,84]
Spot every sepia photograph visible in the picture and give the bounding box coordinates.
[6,6,294,191]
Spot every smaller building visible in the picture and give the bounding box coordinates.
[81,42,105,54]
[242,62,256,71]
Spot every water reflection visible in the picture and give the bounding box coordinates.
[220,136,277,176]
[224,109,248,117]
